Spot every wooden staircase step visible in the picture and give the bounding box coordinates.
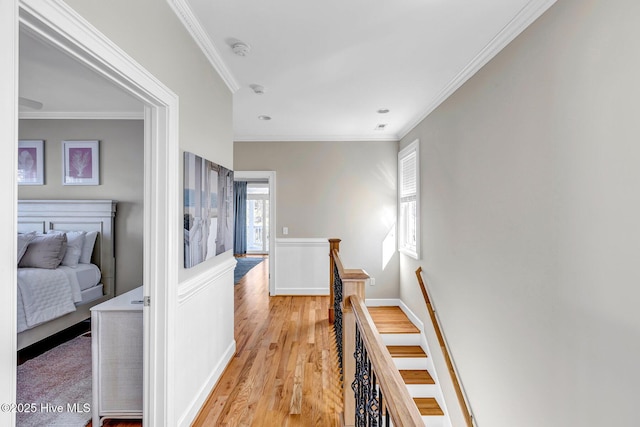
[387,345,427,358]
[413,398,444,416]
[368,306,420,334]
[400,370,435,385]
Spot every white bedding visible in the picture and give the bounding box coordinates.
[16,267,85,333]
[60,263,101,291]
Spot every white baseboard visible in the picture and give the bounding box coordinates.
[365,298,401,307]
[177,339,236,427]
[275,288,329,296]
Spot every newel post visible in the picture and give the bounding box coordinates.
[328,238,341,324]
[342,269,368,427]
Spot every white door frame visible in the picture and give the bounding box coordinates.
[234,171,276,295]
[3,1,181,425]
[0,1,20,424]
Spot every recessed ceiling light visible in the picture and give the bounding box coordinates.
[377,108,390,114]
[258,115,271,121]
[375,124,387,130]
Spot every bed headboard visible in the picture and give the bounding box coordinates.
[17,200,117,298]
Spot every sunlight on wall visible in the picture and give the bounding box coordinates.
[382,225,396,270]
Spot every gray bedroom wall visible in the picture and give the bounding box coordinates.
[234,140,400,298]
[398,0,640,426]
[18,119,143,296]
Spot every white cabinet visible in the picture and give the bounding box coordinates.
[91,286,143,426]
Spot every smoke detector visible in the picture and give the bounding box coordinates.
[231,41,250,56]
[250,84,265,95]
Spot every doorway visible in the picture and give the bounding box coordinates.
[4,2,180,425]
[234,171,276,295]
[246,183,270,254]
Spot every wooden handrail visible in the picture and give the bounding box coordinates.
[350,295,425,427]
[416,267,473,427]
[328,238,341,324]
[332,249,369,281]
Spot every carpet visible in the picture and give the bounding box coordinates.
[17,334,92,427]
[234,257,265,284]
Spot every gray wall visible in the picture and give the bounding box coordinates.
[235,140,400,298]
[19,119,143,295]
[399,0,640,426]
[64,0,235,283]
[57,0,235,422]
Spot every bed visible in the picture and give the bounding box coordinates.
[17,199,117,350]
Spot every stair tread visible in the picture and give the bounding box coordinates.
[368,306,420,334]
[414,398,444,416]
[400,369,435,384]
[387,345,427,358]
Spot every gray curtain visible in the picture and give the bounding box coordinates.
[233,181,247,255]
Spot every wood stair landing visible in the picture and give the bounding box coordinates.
[368,306,420,334]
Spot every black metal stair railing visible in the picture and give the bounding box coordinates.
[352,327,390,427]
[333,261,343,374]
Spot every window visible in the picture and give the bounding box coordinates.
[246,183,270,253]
[398,140,420,259]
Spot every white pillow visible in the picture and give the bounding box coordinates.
[17,232,36,264]
[80,231,98,264]
[19,233,67,269]
[48,230,86,268]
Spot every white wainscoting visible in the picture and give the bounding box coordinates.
[275,238,329,295]
[176,256,236,426]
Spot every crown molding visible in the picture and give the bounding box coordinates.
[234,133,399,143]
[398,0,557,140]
[167,0,240,93]
[19,111,144,120]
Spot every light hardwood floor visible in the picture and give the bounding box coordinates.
[192,257,343,426]
[89,257,342,426]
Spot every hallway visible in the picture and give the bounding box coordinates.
[192,259,343,426]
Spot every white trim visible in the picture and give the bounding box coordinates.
[177,257,237,304]
[235,171,277,295]
[398,300,424,333]
[18,2,181,426]
[275,237,329,246]
[19,110,144,120]
[365,298,402,307]
[234,133,399,143]
[274,288,329,296]
[398,0,557,139]
[176,339,236,427]
[274,238,328,296]
[167,0,239,93]
[0,0,18,423]
[398,139,420,260]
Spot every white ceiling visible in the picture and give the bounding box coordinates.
[19,0,555,141]
[19,30,143,120]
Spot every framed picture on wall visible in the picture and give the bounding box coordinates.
[18,140,44,185]
[62,140,100,185]
[183,151,234,268]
